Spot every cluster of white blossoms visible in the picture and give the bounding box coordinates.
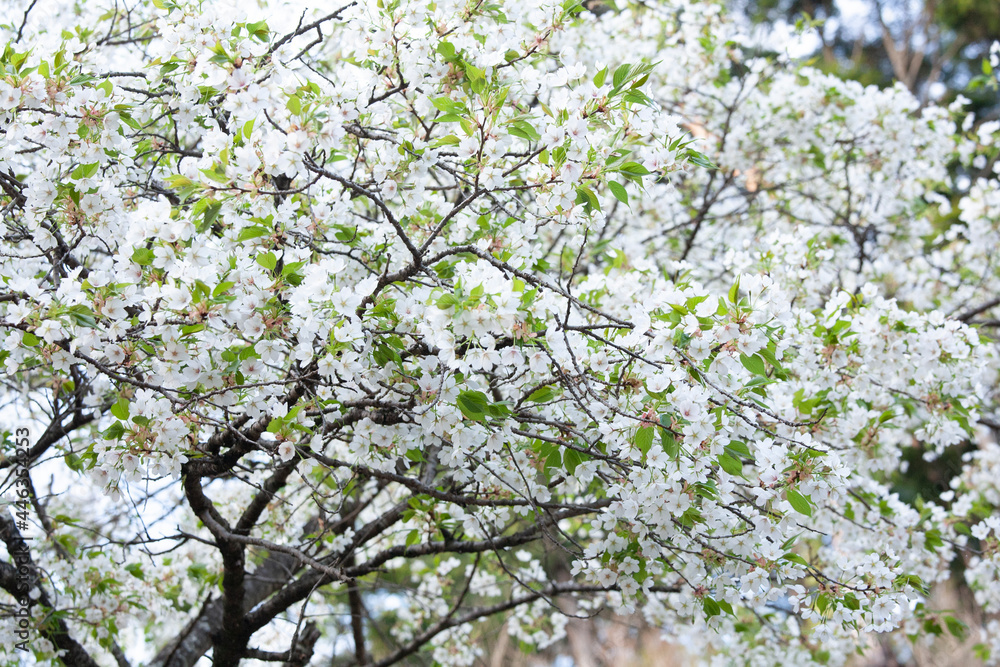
[2,0,1000,664]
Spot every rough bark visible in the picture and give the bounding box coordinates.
[147,546,305,667]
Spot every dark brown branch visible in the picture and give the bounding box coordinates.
[955,297,1000,323]
[367,582,681,666]
[14,0,38,43]
[183,476,248,667]
[0,514,100,667]
[347,554,367,664]
[268,3,356,55]
[0,409,98,469]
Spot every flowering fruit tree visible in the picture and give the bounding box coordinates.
[3,0,1000,665]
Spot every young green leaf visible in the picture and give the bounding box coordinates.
[786,488,813,516]
[456,390,489,421]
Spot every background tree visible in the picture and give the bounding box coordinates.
[735,0,1000,114]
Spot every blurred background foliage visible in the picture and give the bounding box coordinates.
[732,0,1000,117]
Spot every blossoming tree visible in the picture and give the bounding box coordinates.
[2,0,1000,664]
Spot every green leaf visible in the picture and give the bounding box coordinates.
[544,446,561,471]
[717,453,743,477]
[739,353,767,376]
[564,448,584,474]
[508,119,540,141]
[575,186,600,211]
[203,201,222,228]
[131,247,154,266]
[725,441,752,458]
[119,112,141,130]
[432,97,465,114]
[125,563,145,580]
[239,345,259,360]
[200,165,229,184]
[71,162,100,179]
[702,597,721,617]
[64,453,84,472]
[973,643,992,662]
[373,344,400,369]
[464,62,485,82]
[459,116,476,135]
[246,20,269,40]
[433,134,461,146]
[110,398,130,421]
[436,293,460,309]
[659,427,679,458]
[527,386,555,403]
[67,306,97,328]
[256,251,277,271]
[103,421,126,440]
[618,161,651,176]
[485,402,511,419]
[282,261,306,280]
[612,63,631,90]
[728,278,740,304]
[164,174,198,201]
[213,281,235,298]
[607,180,628,205]
[286,94,301,115]
[944,615,967,640]
[782,552,809,567]
[456,390,488,422]
[237,225,270,242]
[623,89,654,107]
[786,488,813,516]
[437,41,456,59]
[686,149,717,170]
[924,528,944,551]
[894,573,927,594]
[758,346,786,378]
[593,66,608,87]
[634,425,654,455]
